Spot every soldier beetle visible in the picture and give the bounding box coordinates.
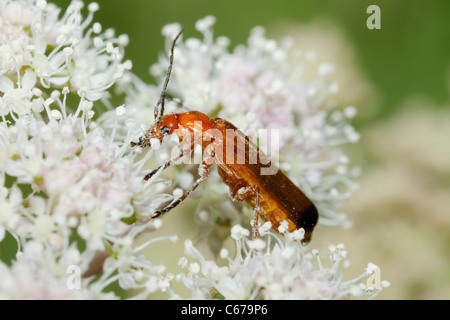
[131,30,318,243]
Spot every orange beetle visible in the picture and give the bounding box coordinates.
[131,30,318,243]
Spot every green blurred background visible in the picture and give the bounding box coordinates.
[93,0,450,122]
[21,0,450,299]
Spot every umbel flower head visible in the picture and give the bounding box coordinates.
[0,0,131,110]
[176,222,390,300]
[0,0,176,299]
[0,0,387,300]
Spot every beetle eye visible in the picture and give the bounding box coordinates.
[161,126,170,135]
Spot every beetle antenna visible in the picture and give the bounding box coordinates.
[155,29,185,124]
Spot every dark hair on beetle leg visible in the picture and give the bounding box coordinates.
[154,29,185,125]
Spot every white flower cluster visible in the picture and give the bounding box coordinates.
[150,16,360,227]
[177,222,390,300]
[0,241,100,299]
[0,0,175,299]
[0,0,131,117]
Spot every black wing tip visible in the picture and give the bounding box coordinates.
[299,202,319,244]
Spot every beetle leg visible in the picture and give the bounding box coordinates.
[233,185,261,240]
[143,140,194,181]
[152,152,215,219]
[143,152,183,181]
